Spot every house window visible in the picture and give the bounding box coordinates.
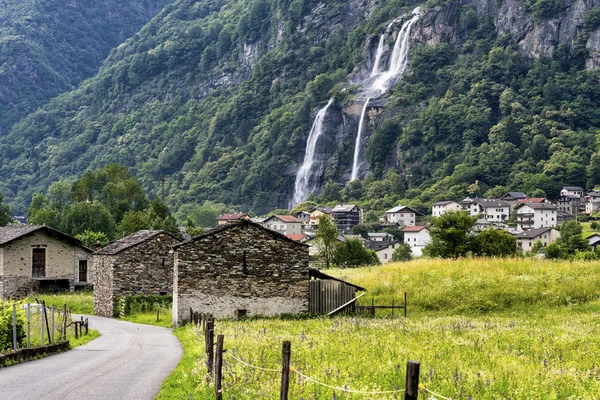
[79,260,88,282]
[529,242,532,247]
[32,248,46,278]
[384,254,388,259]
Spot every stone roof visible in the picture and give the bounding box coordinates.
[332,204,359,212]
[284,233,308,242]
[216,213,248,221]
[503,192,528,199]
[516,203,557,210]
[172,219,308,249]
[96,230,181,255]
[0,225,91,250]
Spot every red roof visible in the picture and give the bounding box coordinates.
[402,226,428,232]
[275,215,301,223]
[285,234,307,242]
[518,198,546,204]
[217,213,248,221]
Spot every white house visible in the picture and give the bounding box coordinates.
[560,186,585,197]
[367,232,394,242]
[380,206,423,226]
[585,192,600,214]
[263,215,302,235]
[402,226,430,257]
[468,199,510,222]
[515,203,558,230]
[431,201,462,217]
[374,241,401,264]
[515,227,560,252]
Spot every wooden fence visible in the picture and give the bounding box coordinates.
[308,279,357,314]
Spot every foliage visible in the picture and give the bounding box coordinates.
[0,300,25,352]
[424,211,477,258]
[27,291,95,314]
[0,193,12,227]
[113,294,172,318]
[313,214,339,268]
[184,217,205,237]
[391,242,412,261]
[545,221,591,259]
[333,238,380,267]
[75,230,109,248]
[471,228,517,257]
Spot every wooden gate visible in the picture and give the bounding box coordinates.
[309,279,357,314]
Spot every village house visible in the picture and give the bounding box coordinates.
[585,192,600,214]
[468,199,510,222]
[518,198,548,205]
[560,186,585,197]
[515,227,560,252]
[216,213,250,225]
[0,225,92,299]
[307,207,334,230]
[380,205,423,226]
[367,232,394,242]
[263,215,302,235]
[515,203,558,230]
[431,201,462,217]
[588,233,600,251]
[402,226,430,257]
[294,211,311,226]
[474,219,505,231]
[284,233,309,243]
[372,241,401,264]
[332,204,363,233]
[93,230,182,317]
[172,220,310,325]
[557,195,582,215]
[500,192,528,207]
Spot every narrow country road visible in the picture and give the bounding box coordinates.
[0,315,182,400]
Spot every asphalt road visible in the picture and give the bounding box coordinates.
[0,315,182,400]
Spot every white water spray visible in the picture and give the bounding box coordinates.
[350,7,421,182]
[291,98,334,206]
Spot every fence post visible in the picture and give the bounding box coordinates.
[41,305,45,346]
[85,318,89,335]
[12,303,17,351]
[74,321,79,339]
[157,307,160,323]
[205,317,214,374]
[280,341,291,400]
[215,334,224,400]
[404,360,420,400]
[26,303,31,348]
[43,301,51,341]
[404,292,407,318]
[51,306,55,344]
[63,304,67,340]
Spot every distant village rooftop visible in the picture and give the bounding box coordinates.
[402,226,428,232]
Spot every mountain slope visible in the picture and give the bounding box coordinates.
[1,0,600,217]
[0,0,172,132]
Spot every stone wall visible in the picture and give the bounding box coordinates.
[173,222,309,326]
[0,230,91,299]
[93,233,180,317]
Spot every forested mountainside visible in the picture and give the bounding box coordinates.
[0,0,172,132]
[0,0,600,217]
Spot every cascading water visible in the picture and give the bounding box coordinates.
[350,7,421,182]
[290,98,334,207]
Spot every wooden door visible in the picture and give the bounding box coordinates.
[32,248,46,278]
[79,260,88,282]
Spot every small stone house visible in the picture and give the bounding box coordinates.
[94,230,182,317]
[0,225,92,299]
[172,220,309,326]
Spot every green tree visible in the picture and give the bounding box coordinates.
[116,210,151,237]
[314,214,339,268]
[48,180,72,213]
[391,243,412,261]
[148,199,179,235]
[26,193,49,221]
[333,238,380,266]
[291,201,317,216]
[61,201,116,239]
[423,212,477,258]
[322,181,341,202]
[0,193,12,226]
[185,217,205,237]
[472,229,517,257]
[75,230,109,248]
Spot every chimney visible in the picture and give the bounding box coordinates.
[95,240,103,252]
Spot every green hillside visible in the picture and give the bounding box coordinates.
[0,0,172,132]
[0,0,599,216]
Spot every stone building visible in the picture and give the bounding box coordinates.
[93,230,182,317]
[0,225,92,299]
[172,220,309,326]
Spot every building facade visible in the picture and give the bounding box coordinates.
[332,205,363,233]
[560,186,585,197]
[431,201,462,217]
[216,213,250,225]
[0,226,92,299]
[515,203,558,230]
[515,227,560,251]
[172,221,310,326]
[263,215,302,235]
[380,206,422,226]
[469,199,510,222]
[93,230,182,317]
[402,226,430,257]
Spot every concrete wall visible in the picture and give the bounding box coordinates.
[0,230,91,299]
[93,233,180,317]
[173,223,309,326]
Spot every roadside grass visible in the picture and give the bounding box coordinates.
[69,329,100,348]
[25,291,94,314]
[158,258,600,399]
[121,308,172,328]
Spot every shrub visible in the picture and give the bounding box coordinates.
[0,300,25,352]
[113,294,172,318]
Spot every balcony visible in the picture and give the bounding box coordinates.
[519,220,535,225]
[518,213,535,218]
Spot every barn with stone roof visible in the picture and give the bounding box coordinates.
[172,220,310,326]
[0,225,92,299]
[93,230,182,317]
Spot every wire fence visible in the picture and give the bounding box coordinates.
[193,312,454,400]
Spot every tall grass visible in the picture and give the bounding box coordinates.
[328,258,600,314]
[26,291,94,315]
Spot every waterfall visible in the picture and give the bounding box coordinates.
[290,98,334,207]
[370,21,394,77]
[349,7,421,182]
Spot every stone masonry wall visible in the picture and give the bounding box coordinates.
[173,223,309,326]
[93,233,180,317]
[93,255,116,317]
[0,276,40,299]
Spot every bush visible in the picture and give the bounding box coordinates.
[114,294,172,318]
[0,300,25,352]
[392,243,412,261]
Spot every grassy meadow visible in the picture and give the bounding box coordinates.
[158,258,600,399]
